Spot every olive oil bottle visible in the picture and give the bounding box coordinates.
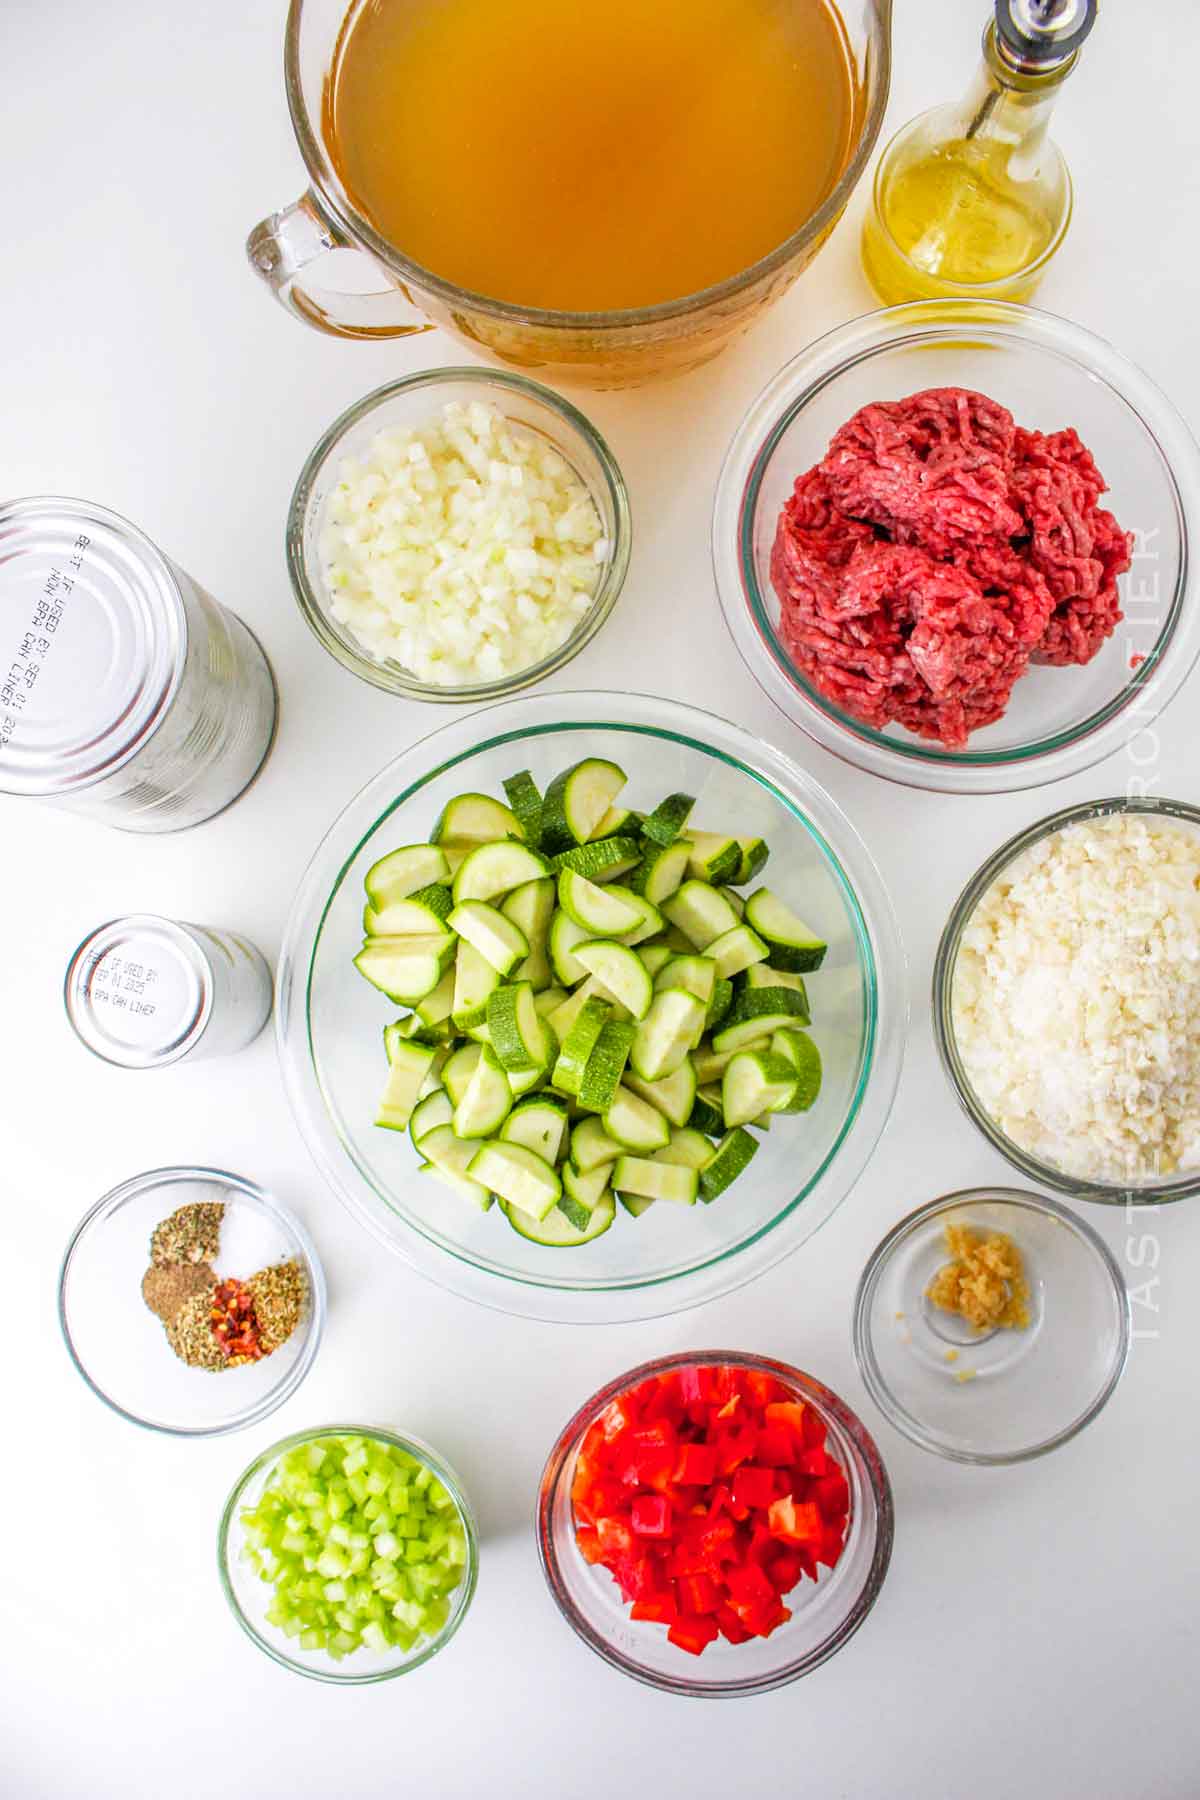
[862,0,1098,305]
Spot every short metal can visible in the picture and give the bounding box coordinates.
[0,496,277,831]
[64,915,273,1069]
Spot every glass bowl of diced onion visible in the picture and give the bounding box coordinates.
[218,1424,479,1683]
[286,369,631,700]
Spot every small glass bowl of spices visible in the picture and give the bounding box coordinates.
[58,1167,325,1436]
[852,1188,1130,1464]
[219,1425,479,1683]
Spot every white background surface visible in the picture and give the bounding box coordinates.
[5,2,1200,1794]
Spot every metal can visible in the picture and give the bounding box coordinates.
[64,915,273,1069]
[0,496,277,831]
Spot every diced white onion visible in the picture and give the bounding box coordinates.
[318,400,606,687]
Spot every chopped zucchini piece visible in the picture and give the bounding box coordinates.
[470,1142,561,1221]
[706,924,770,980]
[503,1191,615,1245]
[433,792,524,846]
[452,1045,514,1138]
[699,1128,759,1201]
[631,838,692,905]
[540,759,628,853]
[451,841,551,905]
[713,987,811,1051]
[502,771,543,848]
[552,995,612,1097]
[771,1027,823,1112]
[500,1098,568,1163]
[577,1020,637,1113]
[624,1058,698,1128]
[722,1049,799,1128]
[570,1116,624,1173]
[354,933,457,1004]
[630,988,707,1080]
[613,1155,698,1205]
[603,1085,671,1152]
[375,1040,437,1132]
[364,844,451,910]
[685,832,741,886]
[549,836,642,882]
[573,940,653,1020]
[641,792,695,849]
[447,900,529,976]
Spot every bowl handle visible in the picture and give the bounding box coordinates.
[246,191,435,341]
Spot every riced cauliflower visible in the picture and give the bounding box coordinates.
[951,813,1200,1183]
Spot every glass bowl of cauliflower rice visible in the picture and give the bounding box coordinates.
[287,370,631,699]
[934,797,1200,1204]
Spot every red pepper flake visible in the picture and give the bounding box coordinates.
[210,1276,265,1363]
[1130,653,1146,671]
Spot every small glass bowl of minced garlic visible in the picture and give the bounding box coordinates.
[852,1188,1130,1465]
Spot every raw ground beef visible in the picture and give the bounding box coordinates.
[770,388,1133,747]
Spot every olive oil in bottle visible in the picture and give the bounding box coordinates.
[862,0,1098,305]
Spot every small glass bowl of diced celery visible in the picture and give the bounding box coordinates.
[218,1425,478,1682]
[279,694,906,1322]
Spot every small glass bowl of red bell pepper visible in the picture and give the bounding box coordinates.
[536,1352,894,1697]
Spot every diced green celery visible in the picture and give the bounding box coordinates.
[342,1446,368,1476]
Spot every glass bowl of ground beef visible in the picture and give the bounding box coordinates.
[713,302,1200,794]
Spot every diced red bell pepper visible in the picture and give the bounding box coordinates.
[802,1407,828,1449]
[766,1548,806,1594]
[715,1603,753,1644]
[667,1613,721,1656]
[731,1465,777,1513]
[612,1551,661,1602]
[630,1592,677,1625]
[764,1400,808,1439]
[814,1470,850,1521]
[768,1495,824,1545]
[755,1424,799,1467]
[674,1441,717,1487]
[724,1561,776,1611]
[714,1425,759,1475]
[680,1366,720,1408]
[677,1573,721,1616]
[816,1529,846,1572]
[618,1422,678,1488]
[574,1526,604,1565]
[631,1493,674,1539]
[596,1515,635,1557]
[574,1366,849,1663]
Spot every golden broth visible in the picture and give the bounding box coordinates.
[324,0,857,313]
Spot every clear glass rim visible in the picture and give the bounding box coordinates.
[285,368,633,701]
[57,1165,327,1437]
[217,1422,480,1684]
[932,794,1200,1203]
[282,0,893,332]
[852,1186,1132,1465]
[535,1349,895,1697]
[274,690,907,1323]
[711,300,1200,795]
[868,113,1076,293]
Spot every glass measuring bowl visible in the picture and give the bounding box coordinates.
[245,0,894,389]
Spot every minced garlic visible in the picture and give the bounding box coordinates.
[927,1222,1029,1333]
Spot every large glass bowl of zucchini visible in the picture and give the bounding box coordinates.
[277,692,906,1323]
